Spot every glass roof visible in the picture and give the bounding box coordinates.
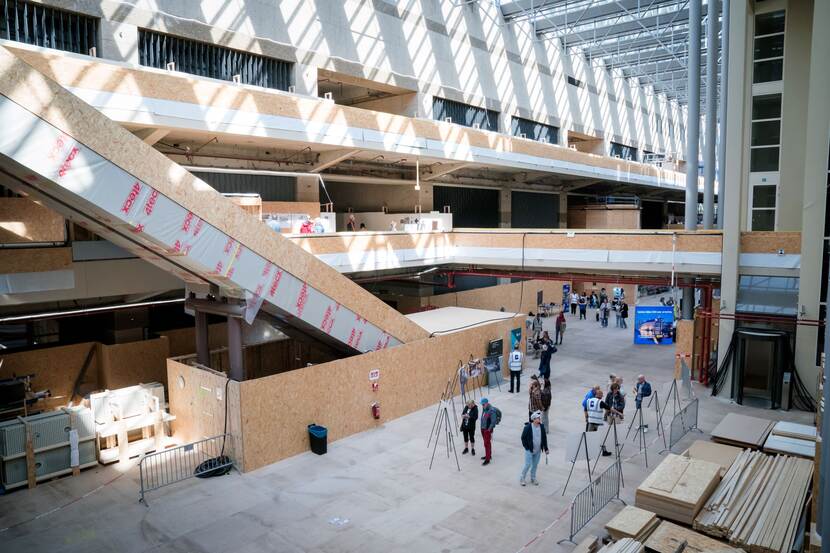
[493,0,720,107]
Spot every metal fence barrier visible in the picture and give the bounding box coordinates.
[558,460,626,544]
[667,398,699,451]
[139,434,233,502]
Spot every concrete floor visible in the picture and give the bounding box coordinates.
[0,299,813,553]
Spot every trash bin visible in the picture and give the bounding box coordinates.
[308,424,327,455]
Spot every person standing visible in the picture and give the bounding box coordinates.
[582,385,601,429]
[615,302,622,328]
[531,313,543,341]
[480,398,499,465]
[586,389,617,456]
[578,295,587,320]
[528,375,544,422]
[633,374,653,431]
[570,291,579,316]
[538,332,553,379]
[555,310,567,345]
[600,300,610,328]
[508,344,524,393]
[620,301,629,329]
[346,214,357,232]
[519,411,549,486]
[540,378,552,433]
[460,399,478,456]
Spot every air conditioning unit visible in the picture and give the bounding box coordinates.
[166,62,176,71]
[287,85,296,93]
[519,133,527,139]
[444,117,453,123]
[232,74,242,84]
[323,91,334,101]
[90,383,165,425]
[472,123,481,130]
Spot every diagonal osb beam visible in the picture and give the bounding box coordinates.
[309,149,361,173]
[421,162,470,181]
[133,128,169,146]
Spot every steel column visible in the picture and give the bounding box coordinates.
[822,247,830,537]
[227,316,244,382]
[702,0,718,229]
[685,0,702,234]
[716,0,730,229]
[195,309,210,368]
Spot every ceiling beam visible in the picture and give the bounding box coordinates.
[309,149,361,173]
[421,162,470,181]
[133,128,169,146]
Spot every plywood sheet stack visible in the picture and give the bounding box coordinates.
[635,454,721,525]
[596,538,643,553]
[605,506,659,542]
[645,521,743,553]
[763,421,816,459]
[694,449,812,553]
[710,413,774,449]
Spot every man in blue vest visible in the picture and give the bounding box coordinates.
[508,344,524,393]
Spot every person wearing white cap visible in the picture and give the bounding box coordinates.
[519,411,549,486]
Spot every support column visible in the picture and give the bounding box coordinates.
[683,0,703,321]
[558,193,568,228]
[98,20,138,63]
[227,317,244,382]
[703,0,719,229]
[499,188,512,228]
[716,0,730,228]
[292,63,318,97]
[195,310,209,368]
[416,181,434,212]
[295,176,320,203]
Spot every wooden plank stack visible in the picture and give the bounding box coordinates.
[596,538,644,553]
[605,506,659,542]
[684,440,744,476]
[645,521,743,553]
[572,535,599,553]
[763,421,816,459]
[693,449,812,553]
[635,454,721,525]
[710,413,774,449]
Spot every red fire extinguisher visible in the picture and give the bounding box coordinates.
[371,402,380,420]
[371,381,379,392]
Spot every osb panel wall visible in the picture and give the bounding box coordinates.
[0,342,99,409]
[0,46,427,345]
[167,360,244,470]
[0,246,72,274]
[98,337,171,390]
[263,201,321,218]
[8,46,685,185]
[238,317,523,471]
[424,279,571,313]
[158,323,228,357]
[452,231,721,253]
[0,198,65,243]
[289,232,452,256]
[675,319,696,377]
[740,232,801,254]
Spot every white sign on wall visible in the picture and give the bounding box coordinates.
[368,369,381,381]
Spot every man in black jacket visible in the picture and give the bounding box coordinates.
[519,411,549,486]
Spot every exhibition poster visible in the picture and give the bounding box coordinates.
[633,305,674,345]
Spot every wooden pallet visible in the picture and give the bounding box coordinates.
[694,449,812,553]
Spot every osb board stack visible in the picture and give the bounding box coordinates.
[635,454,721,525]
[6,45,686,184]
[683,440,744,476]
[0,197,65,243]
[167,359,244,471]
[573,535,599,553]
[694,449,812,553]
[645,521,742,553]
[595,538,643,553]
[0,44,426,345]
[711,413,774,449]
[605,506,659,542]
[237,316,522,471]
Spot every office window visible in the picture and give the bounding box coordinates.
[753,10,785,84]
[750,184,777,231]
[610,142,638,162]
[138,30,293,90]
[432,97,499,132]
[511,116,558,144]
[750,94,782,173]
[567,76,584,88]
[736,275,799,315]
[0,1,98,55]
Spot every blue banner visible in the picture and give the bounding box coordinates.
[510,327,522,349]
[633,306,675,345]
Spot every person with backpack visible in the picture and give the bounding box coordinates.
[480,398,500,465]
[508,344,524,393]
[537,331,554,379]
[540,378,552,434]
[528,375,544,422]
[519,411,549,486]
[460,399,478,456]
